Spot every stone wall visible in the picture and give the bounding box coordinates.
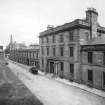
[81,50,105,89]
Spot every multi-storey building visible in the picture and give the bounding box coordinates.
[9,35,40,68]
[39,8,105,90]
[81,36,105,90]
[9,48,40,68]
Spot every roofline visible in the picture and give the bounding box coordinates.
[11,49,40,51]
[39,19,105,38]
[39,19,90,37]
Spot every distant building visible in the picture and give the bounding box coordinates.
[8,35,27,50]
[5,35,13,55]
[0,45,3,59]
[39,8,105,90]
[9,43,40,68]
[0,46,3,52]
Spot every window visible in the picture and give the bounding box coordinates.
[60,62,64,71]
[31,52,33,58]
[60,34,63,42]
[88,70,93,82]
[69,31,73,41]
[52,35,56,43]
[42,59,44,67]
[88,52,93,63]
[33,52,34,57]
[28,51,30,58]
[47,48,49,56]
[60,46,64,56]
[46,37,49,43]
[27,51,28,57]
[70,64,74,74]
[29,52,31,58]
[53,47,56,56]
[42,47,44,55]
[36,52,38,58]
[85,32,89,40]
[103,72,105,86]
[69,47,74,57]
[41,38,44,43]
[103,52,105,65]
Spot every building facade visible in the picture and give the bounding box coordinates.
[81,40,105,90]
[8,35,40,68]
[39,8,105,90]
[9,48,40,68]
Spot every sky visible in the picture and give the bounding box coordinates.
[0,0,105,48]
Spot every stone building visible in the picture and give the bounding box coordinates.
[9,48,40,68]
[39,8,105,90]
[81,39,105,90]
[9,35,40,68]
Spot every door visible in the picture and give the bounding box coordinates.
[88,70,93,86]
[50,62,54,73]
[27,58,29,65]
[60,62,64,78]
[55,62,58,76]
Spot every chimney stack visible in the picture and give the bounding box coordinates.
[86,8,98,39]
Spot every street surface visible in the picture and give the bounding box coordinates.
[0,58,43,105]
[8,60,105,105]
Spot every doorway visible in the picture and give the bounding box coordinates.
[27,58,29,65]
[88,69,93,86]
[50,62,54,73]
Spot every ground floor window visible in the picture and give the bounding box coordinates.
[103,72,105,86]
[60,62,64,71]
[70,64,74,74]
[88,70,93,83]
